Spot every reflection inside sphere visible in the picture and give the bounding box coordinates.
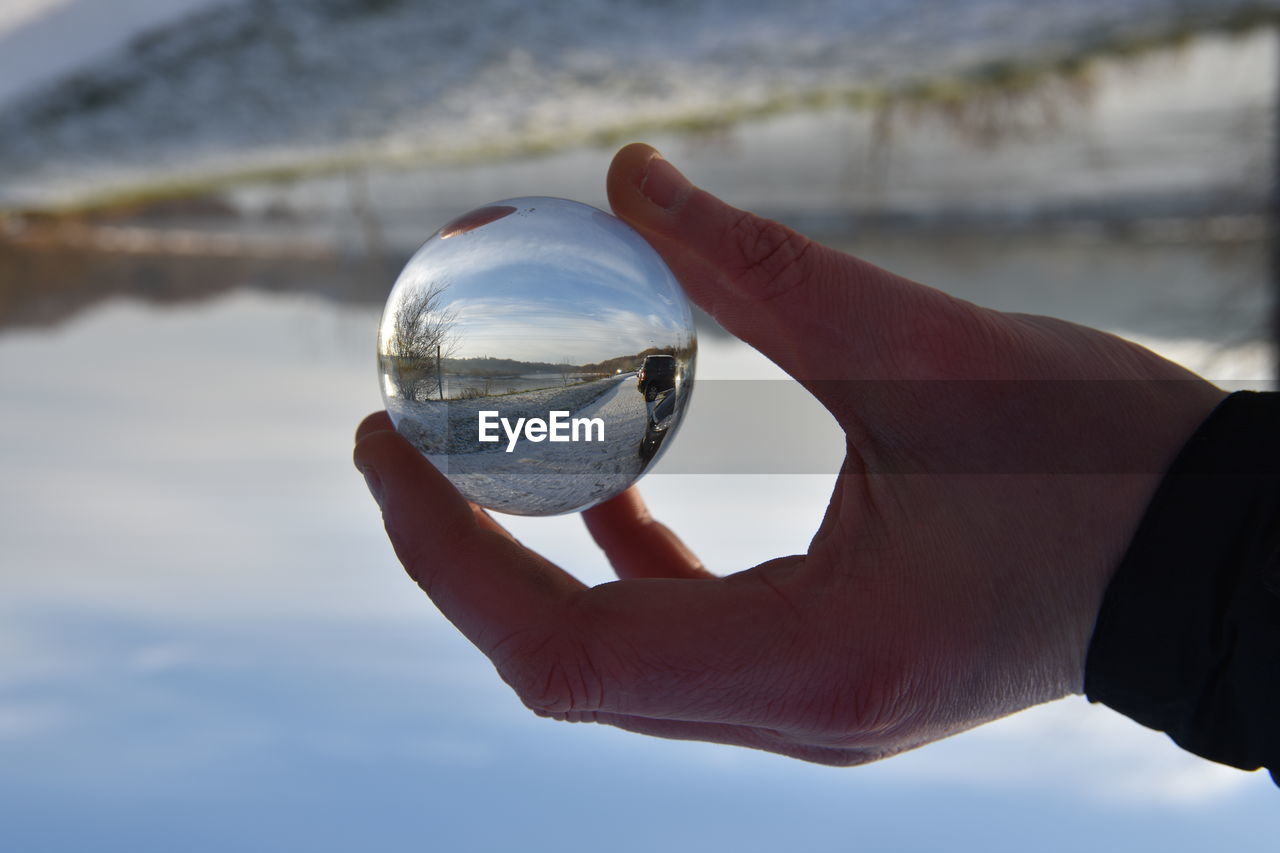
[377,197,697,516]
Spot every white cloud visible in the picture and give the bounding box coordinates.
[870,698,1258,806]
[128,643,196,674]
[0,0,74,37]
[0,700,70,739]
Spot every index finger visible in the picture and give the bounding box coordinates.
[354,426,586,653]
[582,487,713,580]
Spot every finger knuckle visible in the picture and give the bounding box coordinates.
[383,505,476,598]
[844,681,911,737]
[494,629,606,715]
[722,212,814,300]
[386,524,444,597]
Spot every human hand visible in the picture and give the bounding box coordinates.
[353,143,1225,764]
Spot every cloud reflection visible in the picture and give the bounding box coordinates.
[390,197,692,365]
[453,296,682,363]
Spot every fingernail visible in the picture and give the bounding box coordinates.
[640,153,691,211]
[358,464,385,508]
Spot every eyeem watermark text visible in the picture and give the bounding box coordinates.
[478,410,605,452]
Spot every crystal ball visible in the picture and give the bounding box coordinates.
[377,197,697,516]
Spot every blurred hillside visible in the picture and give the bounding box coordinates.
[0,0,1274,211]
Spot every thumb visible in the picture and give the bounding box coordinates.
[606,142,985,385]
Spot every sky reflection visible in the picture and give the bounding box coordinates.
[0,231,1276,851]
[386,197,692,365]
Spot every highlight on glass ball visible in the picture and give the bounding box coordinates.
[377,197,697,516]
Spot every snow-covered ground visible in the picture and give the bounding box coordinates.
[0,0,1274,208]
[0,0,231,108]
[389,372,688,515]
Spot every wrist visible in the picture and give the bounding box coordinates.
[1084,391,1280,774]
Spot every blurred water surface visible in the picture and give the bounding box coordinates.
[1,215,1276,852]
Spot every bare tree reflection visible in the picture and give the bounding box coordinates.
[384,279,458,401]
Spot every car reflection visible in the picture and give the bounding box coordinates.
[636,354,679,462]
[636,354,676,400]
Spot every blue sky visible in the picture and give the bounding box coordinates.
[386,198,691,365]
[1,292,1275,853]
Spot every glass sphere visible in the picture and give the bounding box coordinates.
[377,197,697,516]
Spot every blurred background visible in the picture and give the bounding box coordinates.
[1,1,1278,850]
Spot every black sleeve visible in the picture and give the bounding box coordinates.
[1084,390,1280,787]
